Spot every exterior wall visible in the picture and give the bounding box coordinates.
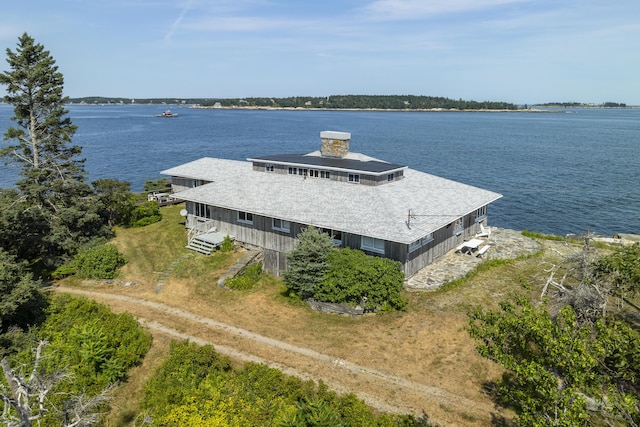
[170,177,211,193]
[185,202,492,277]
[251,161,402,186]
[402,208,491,276]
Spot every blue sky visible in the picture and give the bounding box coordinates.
[1,0,639,104]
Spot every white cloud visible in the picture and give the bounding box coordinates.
[164,1,194,41]
[363,0,532,20]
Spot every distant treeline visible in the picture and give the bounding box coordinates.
[67,95,520,110]
[535,101,628,108]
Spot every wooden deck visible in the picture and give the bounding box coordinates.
[196,230,229,246]
[186,230,234,255]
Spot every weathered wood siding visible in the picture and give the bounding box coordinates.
[185,203,491,277]
[170,177,212,193]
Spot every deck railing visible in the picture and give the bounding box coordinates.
[187,218,217,244]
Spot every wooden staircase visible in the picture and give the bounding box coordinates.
[186,220,232,255]
[186,235,218,255]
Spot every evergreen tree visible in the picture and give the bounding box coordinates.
[284,227,335,299]
[0,33,110,270]
[0,248,46,344]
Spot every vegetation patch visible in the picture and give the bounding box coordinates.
[467,244,640,425]
[226,262,263,290]
[522,230,565,241]
[141,340,432,426]
[63,243,126,279]
[285,227,407,312]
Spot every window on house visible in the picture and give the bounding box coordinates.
[320,170,330,179]
[452,218,464,236]
[299,168,308,176]
[408,233,434,253]
[265,164,274,172]
[387,173,394,182]
[361,236,385,254]
[474,206,487,222]
[195,203,211,218]
[348,174,360,183]
[237,211,253,224]
[320,228,342,244]
[288,167,297,175]
[309,169,319,178]
[272,218,291,232]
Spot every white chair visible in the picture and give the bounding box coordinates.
[476,223,491,238]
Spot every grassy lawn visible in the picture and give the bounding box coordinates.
[110,204,243,289]
[87,205,628,426]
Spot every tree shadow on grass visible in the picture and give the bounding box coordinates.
[482,380,516,426]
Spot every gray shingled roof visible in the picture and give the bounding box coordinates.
[161,157,502,244]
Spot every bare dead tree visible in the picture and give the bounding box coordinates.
[1,340,112,427]
[540,236,612,324]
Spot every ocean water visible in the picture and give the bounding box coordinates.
[0,104,638,237]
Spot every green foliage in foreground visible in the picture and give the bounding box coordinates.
[468,297,640,426]
[0,249,48,345]
[142,341,431,426]
[467,245,640,426]
[2,294,152,425]
[34,294,152,394]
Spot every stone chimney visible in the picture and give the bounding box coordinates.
[320,131,351,158]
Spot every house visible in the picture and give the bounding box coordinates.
[161,131,502,277]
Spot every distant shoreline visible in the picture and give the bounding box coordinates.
[188,105,562,113]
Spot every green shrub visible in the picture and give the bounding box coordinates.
[220,235,235,252]
[226,262,262,290]
[143,341,429,426]
[129,201,161,227]
[51,263,78,279]
[73,244,126,279]
[25,294,152,421]
[316,248,407,312]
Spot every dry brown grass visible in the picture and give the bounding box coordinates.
[66,207,592,426]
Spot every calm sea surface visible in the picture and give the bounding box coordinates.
[0,104,638,237]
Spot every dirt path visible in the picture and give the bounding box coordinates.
[55,286,490,425]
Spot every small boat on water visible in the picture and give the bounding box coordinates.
[156,110,178,118]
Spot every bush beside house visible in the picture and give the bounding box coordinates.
[284,227,407,312]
